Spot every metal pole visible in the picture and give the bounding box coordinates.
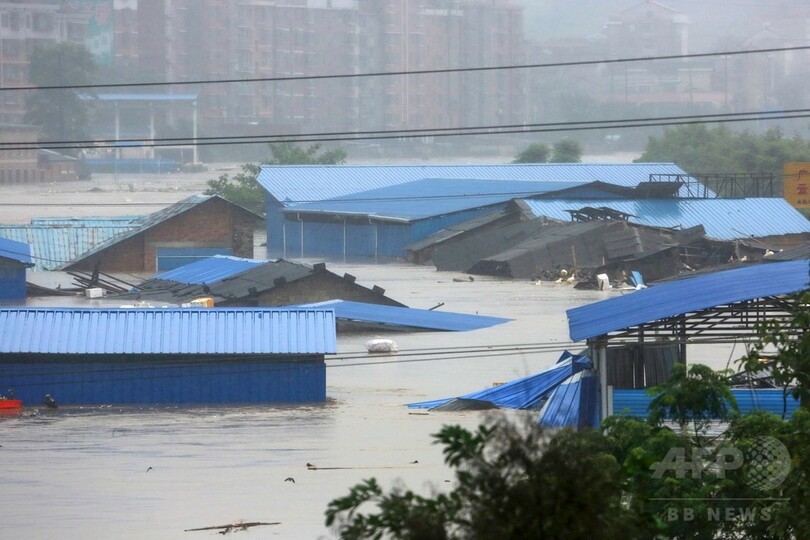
[192,99,199,164]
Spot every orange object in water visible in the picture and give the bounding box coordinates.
[190,297,215,307]
[0,398,22,410]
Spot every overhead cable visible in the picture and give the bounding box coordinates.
[2,45,808,92]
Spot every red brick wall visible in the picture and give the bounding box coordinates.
[67,198,258,273]
[68,234,146,273]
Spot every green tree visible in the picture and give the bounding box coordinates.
[204,142,346,214]
[325,420,633,539]
[740,276,810,410]
[602,415,730,539]
[636,124,810,194]
[205,163,264,214]
[549,139,583,163]
[512,142,550,163]
[24,42,97,156]
[647,363,738,442]
[265,141,347,166]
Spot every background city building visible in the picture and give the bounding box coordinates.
[0,0,809,161]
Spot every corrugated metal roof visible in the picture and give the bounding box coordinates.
[30,216,141,227]
[768,242,810,261]
[0,237,33,266]
[126,260,404,307]
[612,388,800,418]
[94,93,198,101]
[405,209,511,252]
[538,371,600,429]
[521,198,810,240]
[62,194,262,269]
[0,221,138,271]
[283,179,579,221]
[258,163,692,204]
[567,260,810,342]
[408,355,577,410]
[129,259,322,304]
[298,299,510,331]
[153,255,266,285]
[0,307,336,355]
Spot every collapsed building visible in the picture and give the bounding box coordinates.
[410,195,810,284]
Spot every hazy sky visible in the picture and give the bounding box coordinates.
[518,0,803,48]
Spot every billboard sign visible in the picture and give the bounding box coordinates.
[783,162,810,209]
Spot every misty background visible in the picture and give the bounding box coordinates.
[1,0,808,164]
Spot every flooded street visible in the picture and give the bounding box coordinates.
[1,176,737,539]
[1,262,738,539]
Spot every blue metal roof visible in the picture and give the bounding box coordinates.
[521,198,810,240]
[0,237,33,266]
[258,163,692,205]
[298,299,510,331]
[0,221,138,271]
[284,179,582,221]
[612,388,800,419]
[408,356,577,410]
[153,255,267,285]
[94,93,198,101]
[0,308,336,355]
[567,260,810,342]
[538,371,600,429]
[30,216,141,226]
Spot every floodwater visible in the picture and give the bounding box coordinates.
[1,174,732,539]
[1,262,739,539]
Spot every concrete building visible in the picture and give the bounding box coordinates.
[0,124,79,183]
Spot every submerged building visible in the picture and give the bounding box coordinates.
[258,163,696,259]
[0,307,336,406]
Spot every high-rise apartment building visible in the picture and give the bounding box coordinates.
[1,0,527,142]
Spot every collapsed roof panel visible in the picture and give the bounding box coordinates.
[521,198,810,240]
[294,299,511,332]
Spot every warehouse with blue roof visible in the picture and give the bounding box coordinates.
[566,260,810,423]
[278,178,588,259]
[272,175,685,260]
[0,307,336,405]
[257,162,696,257]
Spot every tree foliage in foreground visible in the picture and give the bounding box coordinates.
[326,421,633,539]
[204,142,346,214]
[741,288,810,410]
[327,358,810,539]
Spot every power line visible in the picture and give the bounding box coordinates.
[0,342,582,382]
[8,107,810,150]
[2,45,808,93]
[4,109,810,152]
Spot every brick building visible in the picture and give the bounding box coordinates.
[62,194,262,273]
[0,124,78,183]
[145,0,528,135]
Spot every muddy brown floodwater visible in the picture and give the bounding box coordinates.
[1,173,734,539]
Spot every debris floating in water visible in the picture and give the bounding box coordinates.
[184,520,280,534]
[366,338,399,353]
